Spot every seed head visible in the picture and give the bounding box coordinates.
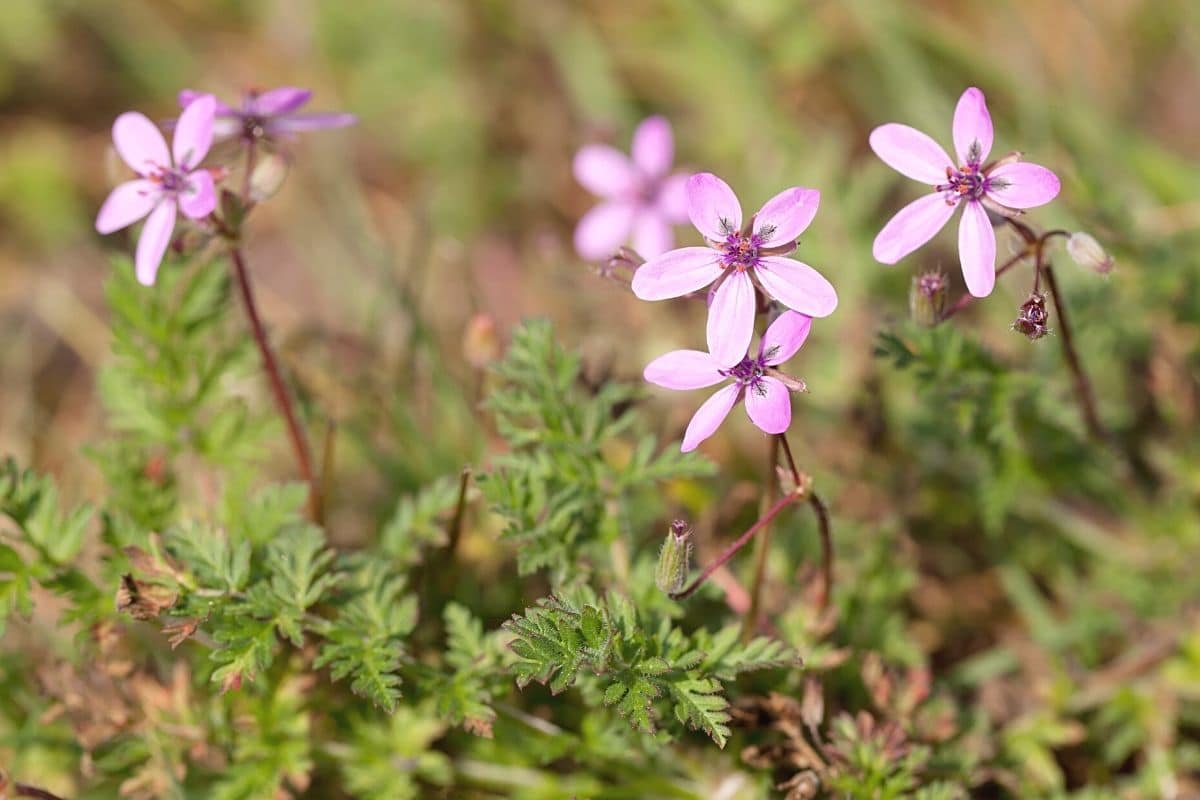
[1013,292,1050,340]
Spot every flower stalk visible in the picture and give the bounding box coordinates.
[229,245,319,520]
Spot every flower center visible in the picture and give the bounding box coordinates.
[242,115,267,140]
[938,164,988,204]
[719,233,763,271]
[720,356,765,386]
[149,164,191,195]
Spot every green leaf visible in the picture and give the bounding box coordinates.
[314,561,416,712]
[379,475,461,565]
[667,677,731,748]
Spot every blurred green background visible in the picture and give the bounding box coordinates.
[3,0,1197,499]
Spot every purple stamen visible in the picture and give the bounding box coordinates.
[719,233,764,271]
[720,355,766,387]
[149,164,191,195]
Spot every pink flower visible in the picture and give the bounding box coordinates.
[870,87,1061,298]
[573,116,690,261]
[644,311,812,452]
[95,95,219,286]
[631,173,837,368]
[177,87,356,141]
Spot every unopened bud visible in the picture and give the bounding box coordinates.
[462,313,501,369]
[909,271,947,327]
[1066,232,1114,275]
[655,520,692,594]
[1013,292,1050,341]
[249,152,289,203]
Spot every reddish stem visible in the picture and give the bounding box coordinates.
[230,247,319,519]
[670,491,804,601]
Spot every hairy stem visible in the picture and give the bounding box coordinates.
[743,435,780,641]
[809,492,833,613]
[670,491,804,602]
[230,247,319,519]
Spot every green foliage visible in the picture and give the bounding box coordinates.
[505,591,797,748]
[0,457,95,634]
[478,320,713,583]
[379,474,461,565]
[313,559,416,712]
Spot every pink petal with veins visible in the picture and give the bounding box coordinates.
[958,200,997,297]
[755,257,838,318]
[687,173,742,240]
[631,247,722,300]
[753,187,820,246]
[869,124,954,184]
[745,376,791,435]
[872,192,957,264]
[644,350,725,390]
[707,270,756,368]
[681,383,740,452]
[952,87,993,165]
[759,311,813,366]
[987,162,1060,209]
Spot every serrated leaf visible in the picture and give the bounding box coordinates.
[668,677,731,748]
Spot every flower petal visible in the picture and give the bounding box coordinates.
[631,115,673,179]
[631,212,675,260]
[681,383,740,452]
[958,200,997,297]
[113,112,170,175]
[687,173,742,241]
[173,94,216,169]
[755,257,838,318]
[574,201,635,260]
[986,162,1061,209]
[753,187,820,245]
[135,201,177,286]
[573,144,637,198]
[178,89,234,115]
[759,311,813,366]
[268,112,358,133]
[631,247,722,300]
[95,180,158,234]
[953,87,993,166]
[869,124,954,184]
[178,170,216,219]
[872,192,957,264]
[644,350,725,390]
[251,87,312,117]
[745,376,792,435]
[707,271,756,368]
[656,173,690,222]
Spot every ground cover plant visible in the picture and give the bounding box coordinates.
[1,2,1199,798]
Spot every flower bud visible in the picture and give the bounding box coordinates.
[1066,232,1114,275]
[1013,292,1050,340]
[655,520,692,595]
[909,271,947,327]
[249,152,289,203]
[462,313,501,369]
